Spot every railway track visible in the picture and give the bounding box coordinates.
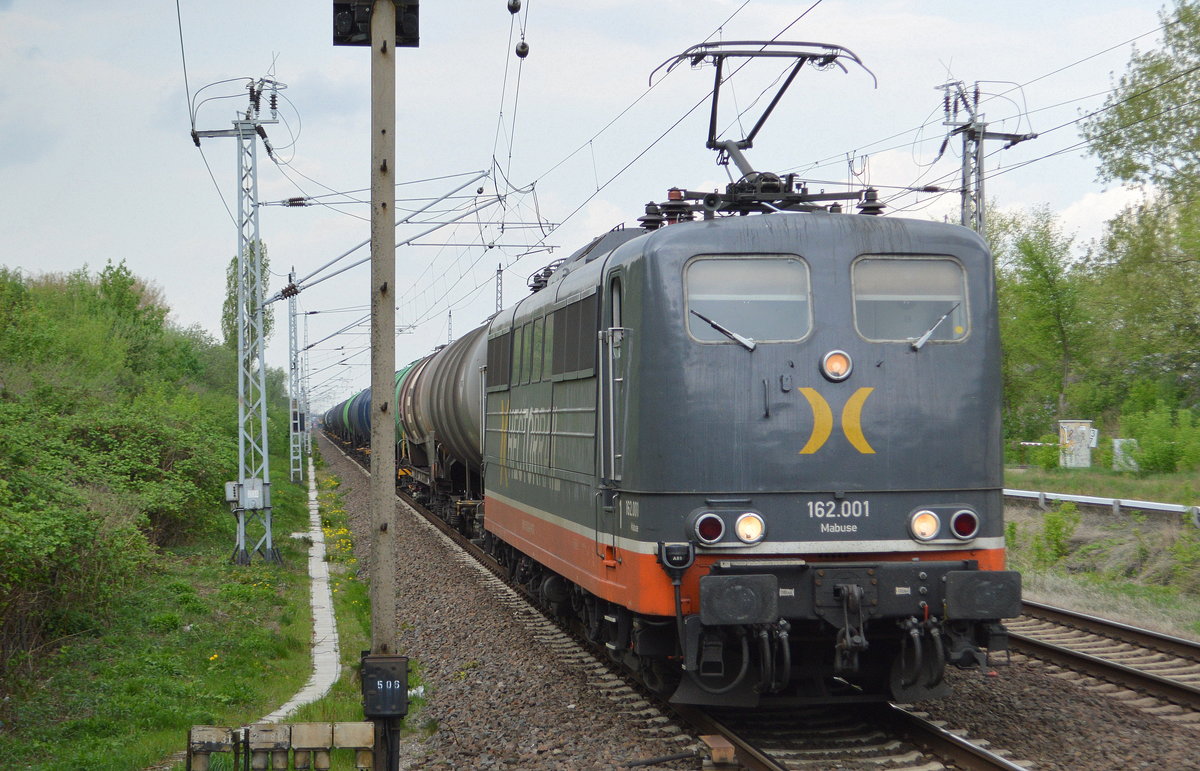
[678,703,1030,770]
[327,435,1028,769]
[404,480,1030,770]
[1009,600,1200,718]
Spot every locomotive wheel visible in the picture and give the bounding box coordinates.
[582,599,603,644]
[639,657,681,697]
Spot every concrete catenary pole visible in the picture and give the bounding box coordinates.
[335,5,414,764]
[367,5,401,769]
[368,0,398,664]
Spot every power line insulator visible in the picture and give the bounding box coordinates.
[515,40,529,59]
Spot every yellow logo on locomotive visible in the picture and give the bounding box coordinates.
[797,387,875,455]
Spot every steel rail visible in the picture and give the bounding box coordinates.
[1021,600,1200,661]
[1009,632,1200,710]
[670,705,785,771]
[682,703,1029,771]
[886,704,1032,771]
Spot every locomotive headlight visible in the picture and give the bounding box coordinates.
[734,512,766,544]
[821,350,853,382]
[694,513,725,545]
[910,509,941,541]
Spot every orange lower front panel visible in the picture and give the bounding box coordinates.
[483,494,1008,617]
[484,494,683,616]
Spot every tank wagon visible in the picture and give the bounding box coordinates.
[323,40,1019,706]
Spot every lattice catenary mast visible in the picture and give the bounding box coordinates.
[196,78,284,564]
[288,269,305,483]
[939,81,1036,233]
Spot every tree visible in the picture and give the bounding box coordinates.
[989,207,1091,440]
[1080,0,1200,195]
[220,240,274,350]
[98,260,169,372]
[1082,194,1200,409]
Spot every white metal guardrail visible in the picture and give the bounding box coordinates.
[1004,488,1200,527]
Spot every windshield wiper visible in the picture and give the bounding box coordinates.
[689,309,757,352]
[910,302,960,351]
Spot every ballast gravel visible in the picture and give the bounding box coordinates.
[321,437,1199,770]
[920,655,1200,770]
[320,437,696,770]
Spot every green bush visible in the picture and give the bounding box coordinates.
[1170,521,1200,593]
[0,263,273,687]
[1121,402,1200,474]
[1032,434,1061,470]
[1031,502,1082,568]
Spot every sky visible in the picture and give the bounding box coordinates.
[0,0,1164,412]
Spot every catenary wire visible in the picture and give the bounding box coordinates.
[783,21,1170,179]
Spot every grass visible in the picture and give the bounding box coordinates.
[1020,571,1200,639]
[1005,466,1200,506]
[1007,498,1200,641]
[0,458,315,771]
[181,455,431,771]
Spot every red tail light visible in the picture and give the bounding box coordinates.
[694,513,725,544]
[951,509,980,539]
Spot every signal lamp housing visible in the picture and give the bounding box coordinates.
[333,1,419,47]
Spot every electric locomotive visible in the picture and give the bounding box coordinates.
[324,40,1020,706]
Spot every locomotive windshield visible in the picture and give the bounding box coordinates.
[685,255,811,343]
[852,257,968,343]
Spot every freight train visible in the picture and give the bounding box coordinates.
[323,41,1020,706]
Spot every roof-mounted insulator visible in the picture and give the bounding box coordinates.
[661,199,694,225]
[527,258,565,293]
[856,188,884,216]
[638,202,664,230]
